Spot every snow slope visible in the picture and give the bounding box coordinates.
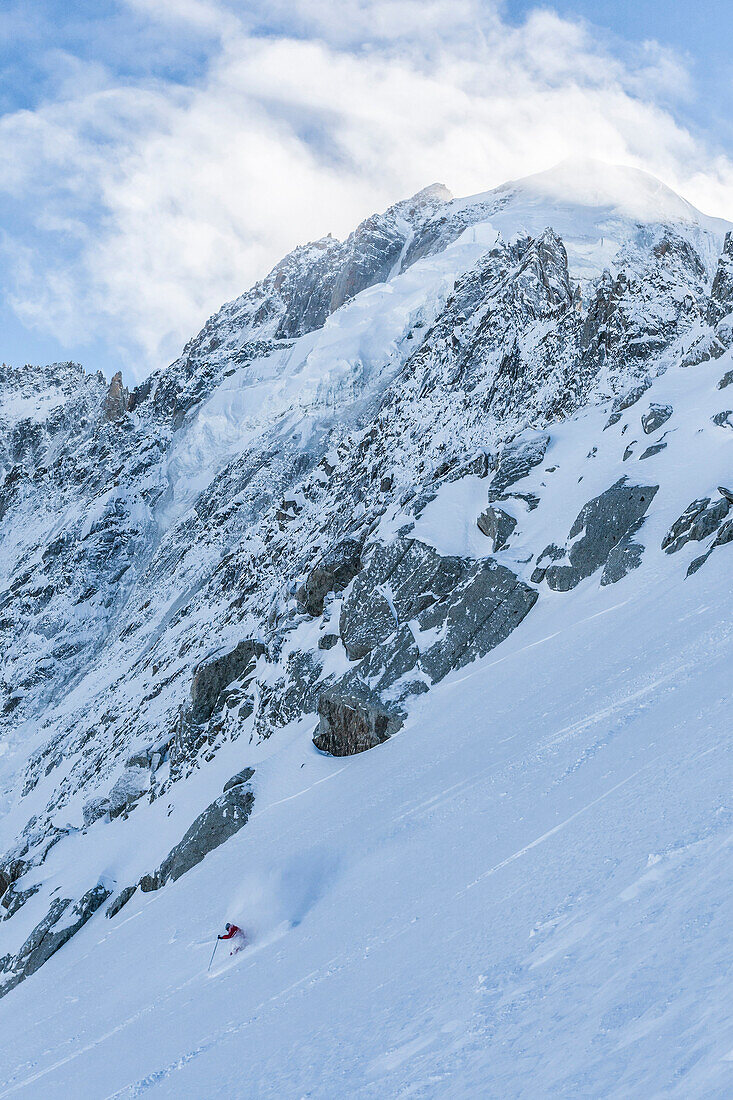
[0,511,730,1098]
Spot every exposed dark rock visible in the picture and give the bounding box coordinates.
[340,539,470,662]
[127,750,153,769]
[325,539,538,753]
[459,451,491,480]
[1,883,111,997]
[718,369,733,390]
[604,379,652,428]
[662,496,730,553]
[139,782,254,893]
[25,884,111,974]
[432,457,459,482]
[125,738,171,772]
[318,633,339,651]
[414,559,537,684]
[351,622,424,693]
[623,442,636,461]
[639,441,667,460]
[488,433,550,501]
[253,649,324,740]
[600,528,645,585]
[690,515,727,570]
[641,403,673,434]
[189,639,265,726]
[1,881,40,919]
[713,518,733,548]
[708,231,733,324]
[108,767,149,820]
[511,491,541,511]
[685,514,733,576]
[296,538,362,617]
[331,184,451,313]
[103,371,129,422]
[718,485,733,504]
[686,517,733,585]
[477,505,516,550]
[8,896,71,983]
[531,543,565,583]
[0,861,26,901]
[663,498,709,551]
[687,553,708,576]
[223,767,255,793]
[106,885,137,919]
[679,333,726,369]
[339,544,403,661]
[712,410,733,429]
[545,479,658,591]
[313,689,402,756]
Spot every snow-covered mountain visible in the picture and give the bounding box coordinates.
[0,160,732,1097]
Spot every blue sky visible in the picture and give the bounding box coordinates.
[507,0,733,145]
[0,0,731,384]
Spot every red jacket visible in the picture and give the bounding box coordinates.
[219,924,241,940]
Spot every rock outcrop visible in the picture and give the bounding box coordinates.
[139,779,255,893]
[477,505,517,550]
[662,496,731,554]
[687,515,733,574]
[189,641,266,726]
[103,371,129,421]
[108,766,149,820]
[296,538,362,617]
[542,479,659,591]
[0,883,111,998]
[488,434,550,502]
[604,379,652,428]
[313,691,402,756]
[708,231,733,323]
[223,767,255,793]
[641,403,673,434]
[106,885,137,920]
[317,539,537,754]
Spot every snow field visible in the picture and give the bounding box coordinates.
[0,537,730,1098]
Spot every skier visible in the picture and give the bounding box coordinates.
[218,922,247,954]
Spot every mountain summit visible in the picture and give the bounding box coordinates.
[0,163,732,1096]
[487,158,726,226]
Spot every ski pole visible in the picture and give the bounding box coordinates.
[208,937,219,972]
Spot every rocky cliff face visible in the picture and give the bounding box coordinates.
[1,164,732,994]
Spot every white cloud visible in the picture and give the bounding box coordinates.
[1,0,732,381]
[123,0,241,37]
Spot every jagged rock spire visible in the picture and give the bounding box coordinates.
[103,371,129,421]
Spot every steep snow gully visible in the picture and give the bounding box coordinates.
[0,161,732,1097]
